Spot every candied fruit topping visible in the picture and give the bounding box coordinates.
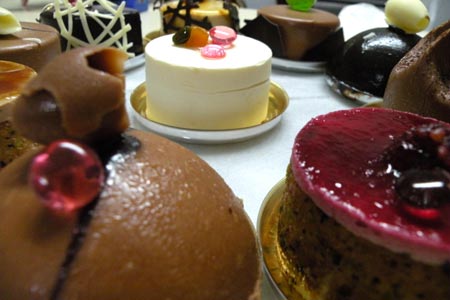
[287,0,316,12]
[201,44,226,59]
[173,25,209,48]
[29,140,104,213]
[382,123,450,221]
[209,26,237,46]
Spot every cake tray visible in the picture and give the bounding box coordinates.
[272,57,325,73]
[325,74,383,104]
[258,178,311,300]
[124,53,145,71]
[129,81,289,144]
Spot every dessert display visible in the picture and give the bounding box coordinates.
[0,60,39,170]
[326,0,429,102]
[266,107,450,299]
[39,0,143,56]
[156,0,240,34]
[384,19,450,123]
[240,1,342,61]
[0,7,61,71]
[0,46,261,299]
[144,28,272,130]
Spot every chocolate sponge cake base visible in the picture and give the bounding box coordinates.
[276,166,450,300]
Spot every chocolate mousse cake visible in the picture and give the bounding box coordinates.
[384,20,450,123]
[275,108,450,300]
[0,60,39,170]
[240,4,342,61]
[0,46,261,299]
[0,22,61,71]
[326,0,429,102]
[39,0,143,56]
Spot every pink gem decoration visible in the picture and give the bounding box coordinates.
[30,140,104,213]
[209,26,237,46]
[201,44,226,59]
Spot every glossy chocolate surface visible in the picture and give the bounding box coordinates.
[326,27,421,98]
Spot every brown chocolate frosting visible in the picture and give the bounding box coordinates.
[0,22,61,71]
[0,130,261,299]
[1,47,261,299]
[257,5,340,60]
[12,46,129,145]
[384,20,450,122]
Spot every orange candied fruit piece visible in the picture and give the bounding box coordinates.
[184,26,209,48]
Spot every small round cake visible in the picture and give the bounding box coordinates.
[0,60,39,169]
[145,33,272,130]
[384,20,450,122]
[276,108,450,299]
[39,0,143,56]
[326,0,429,101]
[0,22,61,71]
[254,4,340,61]
[1,46,261,299]
[159,0,240,34]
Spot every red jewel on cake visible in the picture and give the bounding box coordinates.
[201,44,226,59]
[29,140,104,213]
[209,26,237,46]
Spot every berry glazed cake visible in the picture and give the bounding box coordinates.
[274,108,450,300]
[326,0,429,102]
[240,1,342,61]
[39,0,143,56]
[0,47,261,299]
[0,60,39,170]
[144,27,272,130]
[384,19,450,123]
[0,7,61,71]
[156,0,241,34]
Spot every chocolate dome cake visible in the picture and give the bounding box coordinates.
[0,47,261,299]
[326,0,429,102]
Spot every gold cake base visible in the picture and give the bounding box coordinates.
[258,178,313,300]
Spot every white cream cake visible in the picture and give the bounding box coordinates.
[144,33,272,130]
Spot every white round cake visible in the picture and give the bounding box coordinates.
[145,34,272,130]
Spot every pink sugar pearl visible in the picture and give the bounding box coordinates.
[30,140,104,213]
[201,44,226,59]
[209,26,237,46]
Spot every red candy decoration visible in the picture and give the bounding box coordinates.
[29,140,104,213]
[201,44,226,59]
[209,26,237,46]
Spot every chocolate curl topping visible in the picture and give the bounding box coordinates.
[13,47,129,145]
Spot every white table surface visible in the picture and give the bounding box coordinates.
[11,4,359,299]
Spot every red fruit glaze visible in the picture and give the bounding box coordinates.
[291,107,450,264]
[30,140,104,213]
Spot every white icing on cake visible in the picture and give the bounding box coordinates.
[145,34,272,130]
[51,0,133,56]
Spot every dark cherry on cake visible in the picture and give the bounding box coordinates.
[0,46,260,299]
[39,0,143,56]
[278,107,450,299]
[326,0,429,102]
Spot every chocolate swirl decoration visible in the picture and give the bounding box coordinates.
[12,46,129,146]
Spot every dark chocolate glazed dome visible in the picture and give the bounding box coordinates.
[326,26,421,101]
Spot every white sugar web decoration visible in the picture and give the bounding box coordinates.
[53,0,133,57]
